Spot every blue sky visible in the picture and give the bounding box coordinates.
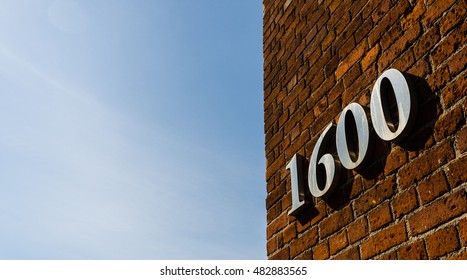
[0,0,265,259]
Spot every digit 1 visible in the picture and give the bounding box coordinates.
[286,154,308,215]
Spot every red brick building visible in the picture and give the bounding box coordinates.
[263,0,466,259]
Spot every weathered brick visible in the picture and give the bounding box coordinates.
[367,0,410,47]
[312,240,329,260]
[391,49,416,72]
[417,171,449,205]
[459,218,467,246]
[408,190,467,235]
[401,0,426,30]
[353,175,397,216]
[422,0,457,28]
[431,21,467,68]
[368,202,393,231]
[360,222,408,259]
[283,223,297,244]
[384,146,407,175]
[439,1,467,35]
[377,251,398,260]
[331,246,359,260]
[445,155,467,188]
[426,226,460,258]
[442,72,466,108]
[427,65,451,93]
[398,140,455,189]
[458,126,467,154]
[329,229,349,255]
[267,236,278,255]
[347,216,369,244]
[270,246,290,260]
[414,26,440,60]
[397,239,428,260]
[319,205,354,238]
[290,227,318,258]
[343,63,362,89]
[335,41,368,80]
[266,182,286,209]
[267,212,288,239]
[407,56,431,77]
[435,106,465,141]
[448,250,467,260]
[294,250,313,260]
[361,44,380,71]
[446,45,467,77]
[378,23,421,71]
[391,187,418,219]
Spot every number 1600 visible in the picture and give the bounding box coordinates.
[286,69,417,216]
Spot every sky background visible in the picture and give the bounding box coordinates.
[0,0,265,259]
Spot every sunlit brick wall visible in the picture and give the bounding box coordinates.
[263,0,466,259]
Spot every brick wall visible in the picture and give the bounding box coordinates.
[263,0,466,260]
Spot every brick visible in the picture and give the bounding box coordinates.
[283,223,297,244]
[270,246,290,260]
[459,218,467,246]
[313,240,329,260]
[457,126,467,154]
[343,63,362,88]
[407,56,431,77]
[417,171,449,205]
[397,239,428,260]
[392,49,416,72]
[294,250,313,260]
[445,156,467,188]
[335,41,368,80]
[378,23,422,71]
[447,45,467,77]
[435,106,465,141]
[355,16,372,44]
[391,187,418,219]
[368,202,393,231]
[384,146,407,175]
[361,44,380,71]
[377,251,397,260]
[360,222,408,259]
[266,183,286,209]
[398,140,455,189]
[353,175,397,216]
[331,246,359,260]
[319,205,354,238]
[367,0,410,47]
[426,226,460,258]
[442,73,466,108]
[380,24,403,51]
[344,65,377,104]
[448,250,467,260]
[439,1,467,35]
[267,212,288,239]
[431,21,467,68]
[325,229,346,254]
[371,0,391,23]
[347,216,369,244]
[413,26,440,60]
[427,65,451,93]
[290,227,318,258]
[267,200,282,222]
[422,0,457,28]
[267,237,277,255]
[401,0,426,30]
[408,190,467,235]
